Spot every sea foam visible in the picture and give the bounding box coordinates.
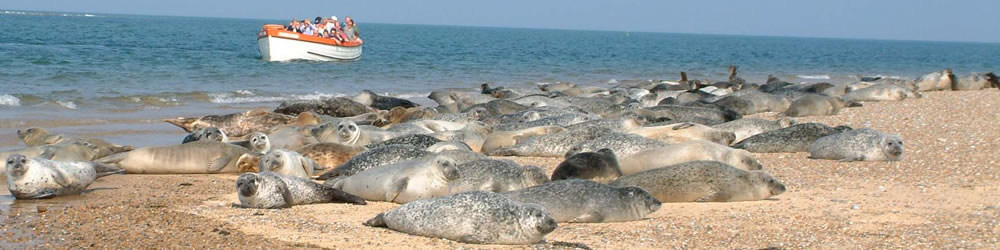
[0,94,21,106]
[796,75,831,80]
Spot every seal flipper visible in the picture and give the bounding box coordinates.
[93,162,126,178]
[386,177,409,202]
[321,186,367,205]
[363,213,387,227]
[206,155,235,173]
[276,179,295,208]
[316,168,342,180]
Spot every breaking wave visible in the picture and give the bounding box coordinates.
[0,94,20,107]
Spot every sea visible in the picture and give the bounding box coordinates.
[1,10,999,149]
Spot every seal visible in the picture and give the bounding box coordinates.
[481,125,565,153]
[808,128,903,162]
[363,134,443,150]
[618,140,763,175]
[352,90,419,110]
[712,118,796,144]
[265,126,317,150]
[229,132,271,154]
[316,144,429,180]
[953,72,998,91]
[430,129,487,153]
[487,127,612,157]
[732,123,853,153]
[330,155,459,203]
[5,154,123,199]
[258,149,318,179]
[843,83,922,103]
[310,120,398,146]
[16,127,132,159]
[631,105,741,126]
[364,191,558,245]
[433,148,489,165]
[564,133,667,160]
[501,179,661,223]
[0,141,101,163]
[611,161,786,202]
[165,109,305,137]
[538,82,576,92]
[273,97,374,117]
[783,95,848,117]
[294,142,366,170]
[551,148,622,184]
[710,92,791,115]
[182,127,229,144]
[425,141,473,152]
[915,69,955,92]
[447,159,549,194]
[631,122,737,145]
[97,141,254,174]
[236,171,366,209]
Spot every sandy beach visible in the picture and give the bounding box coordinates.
[0,90,997,249]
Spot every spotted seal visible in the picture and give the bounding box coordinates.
[236,171,366,209]
[273,97,374,117]
[481,125,565,153]
[611,161,786,202]
[502,179,661,223]
[5,154,123,199]
[364,191,558,245]
[229,132,271,154]
[447,159,549,194]
[631,122,736,145]
[732,123,853,153]
[363,134,443,150]
[551,148,622,184]
[563,133,667,160]
[487,127,612,157]
[808,128,903,162]
[258,149,318,179]
[310,120,399,146]
[618,140,763,175]
[294,143,366,170]
[182,127,229,144]
[783,95,848,117]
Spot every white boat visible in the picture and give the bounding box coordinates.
[257,24,363,61]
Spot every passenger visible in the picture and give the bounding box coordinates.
[286,18,297,31]
[324,16,338,38]
[344,16,361,42]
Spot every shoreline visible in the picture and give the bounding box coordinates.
[2,90,999,248]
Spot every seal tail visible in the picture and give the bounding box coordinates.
[363,213,388,227]
[322,186,367,205]
[164,118,196,133]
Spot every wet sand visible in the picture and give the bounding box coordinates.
[2,90,1000,248]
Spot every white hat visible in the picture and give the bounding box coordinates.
[330,16,338,21]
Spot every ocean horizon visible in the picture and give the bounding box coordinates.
[1,9,999,149]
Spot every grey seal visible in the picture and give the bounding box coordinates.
[97,141,254,174]
[502,179,661,223]
[611,161,786,202]
[273,97,374,117]
[552,148,623,184]
[808,128,904,162]
[165,109,305,137]
[364,191,558,245]
[236,171,366,209]
[783,95,848,117]
[0,141,101,163]
[487,127,612,157]
[16,127,132,159]
[732,123,853,153]
[352,90,419,110]
[316,144,429,180]
[447,159,549,194]
[712,118,796,144]
[915,69,955,92]
[364,134,443,150]
[618,140,763,174]
[5,154,123,199]
[330,155,459,203]
[294,143,365,170]
[843,83,922,102]
[258,149,318,179]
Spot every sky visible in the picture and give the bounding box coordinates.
[5,0,999,43]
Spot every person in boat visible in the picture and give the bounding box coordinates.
[302,18,316,36]
[344,16,361,42]
[323,16,338,37]
[286,18,298,32]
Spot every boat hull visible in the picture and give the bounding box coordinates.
[257,35,362,62]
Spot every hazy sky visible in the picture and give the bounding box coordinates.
[5,0,998,43]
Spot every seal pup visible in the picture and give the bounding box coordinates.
[502,179,661,223]
[295,143,366,170]
[316,144,429,180]
[630,122,737,145]
[843,83,922,102]
[551,148,622,184]
[330,155,460,203]
[618,140,763,175]
[165,109,305,137]
[97,141,254,174]
[712,118,796,144]
[447,159,549,194]
[182,127,229,144]
[481,125,564,153]
[733,123,853,153]
[273,97,374,117]
[364,191,558,245]
[5,154,123,199]
[258,149,318,179]
[809,128,903,162]
[236,171,366,209]
[229,132,271,154]
[352,90,419,110]
[611,161,786,202]
[783,95,849,117]
[564,132,667,160]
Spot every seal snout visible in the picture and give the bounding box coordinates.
[771,182,787,196]
[237,174,259,197]
[537,217,558,234]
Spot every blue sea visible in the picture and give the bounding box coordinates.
[1,10,999,148]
